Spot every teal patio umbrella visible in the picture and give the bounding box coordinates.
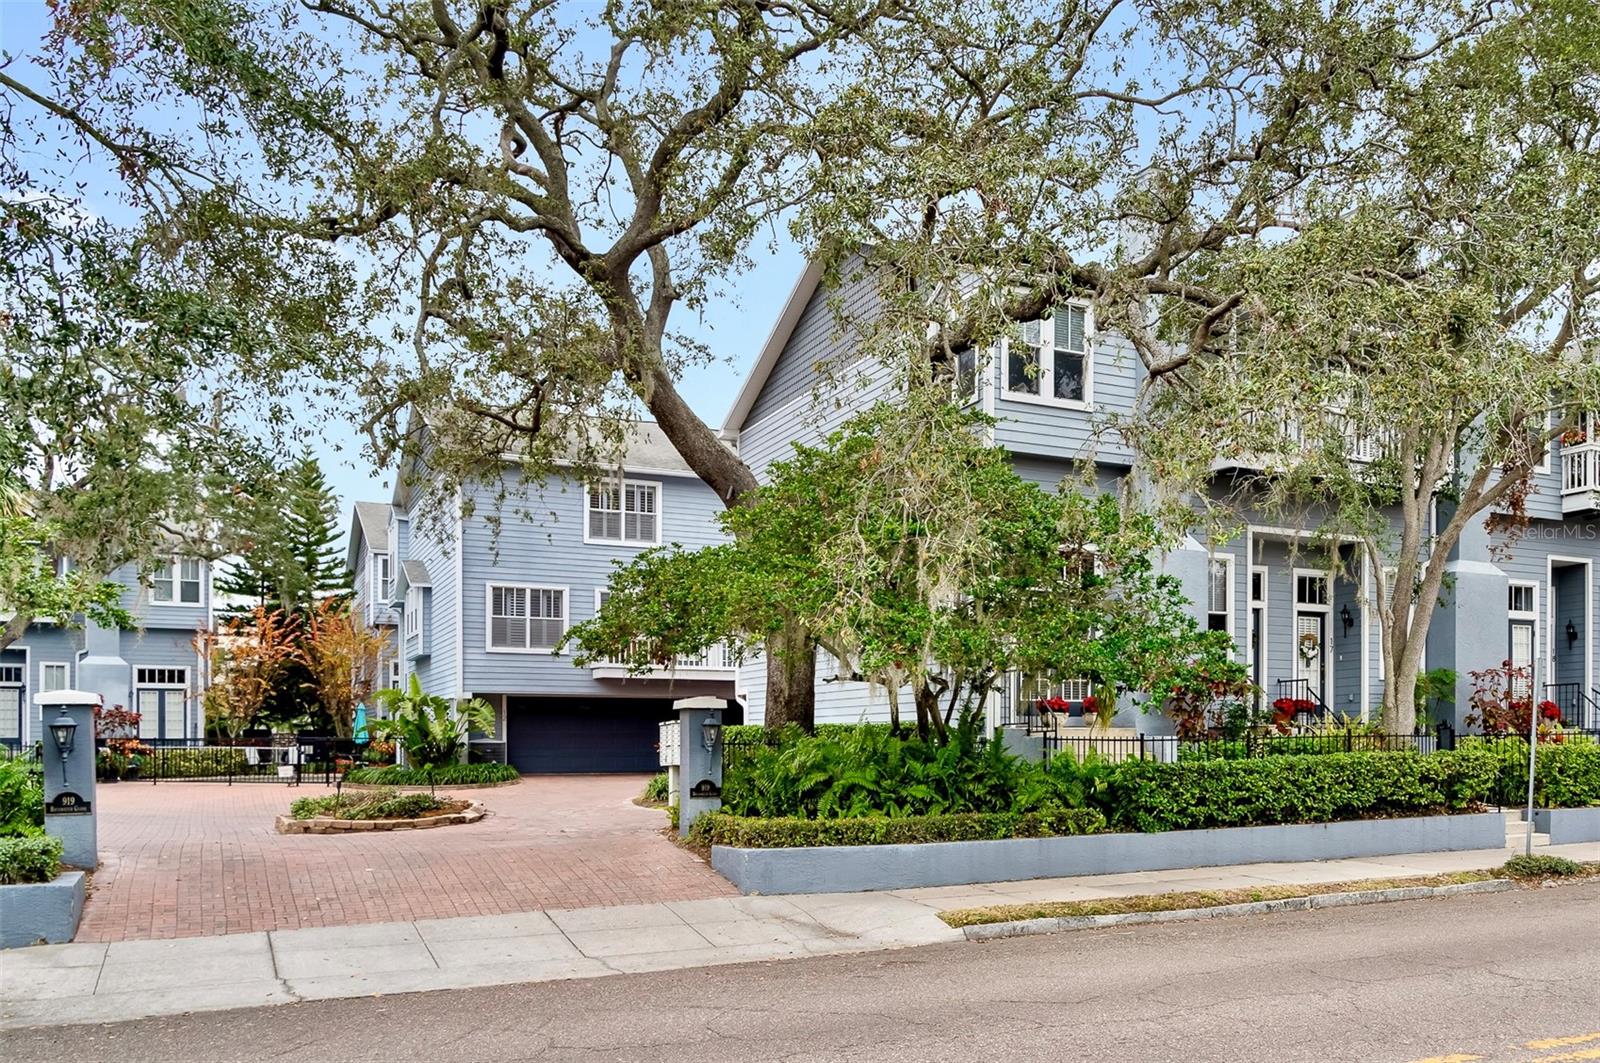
[353,703,369,745]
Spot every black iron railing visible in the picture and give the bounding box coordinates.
[96,737,357,785]
[1543,683,1598,731]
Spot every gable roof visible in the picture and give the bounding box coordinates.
[720,256,824,437]
[346,501,392,571]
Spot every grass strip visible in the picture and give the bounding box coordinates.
[938,871,1499,928]
[940,861,1600,928]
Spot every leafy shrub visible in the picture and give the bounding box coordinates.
[1500,854,1586,879]
[691,806,1107,848]
[370,677,496,767]
[721,715,1072,820]
[344,762,519,786]
[142,748,251,779]
[290,789,452,820]
[641,773,670,804]
[0,835,63,884]
[1106,747,1503,832]
[1480,737,1600,809]
[0,757,45,838]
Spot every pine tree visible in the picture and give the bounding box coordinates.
[215,453,349,614]
[281,453,350,609]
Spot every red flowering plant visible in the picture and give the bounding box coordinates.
[1466,661,1538,736]
[1538,700,1562,722]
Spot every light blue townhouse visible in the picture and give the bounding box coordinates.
[720,259,1600,733]
[347,500,403,695]
[354,419,737,773]
[2,558,214,749]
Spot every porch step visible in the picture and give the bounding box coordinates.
[1503,811,1551,848]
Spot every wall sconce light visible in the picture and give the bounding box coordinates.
[701,716,722,754]
[1340,604,1354,637]
[1569,619,1581,651]
[48,711,78,786]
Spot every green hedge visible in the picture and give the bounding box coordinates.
[290,789,451,820]
[139,748,250,779]
[1476,738,1600,808]
[1106,748,1503,833]
[0,835,63,884]
[344,762,520,786]
[0,757,44,837]
[691,807,1107,849]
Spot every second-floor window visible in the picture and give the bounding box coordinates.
[372,553,393,605]
[1207,557,1233,634]
[487,584,565,651]
[1005,305,1090,406]
[404,586,422,639]
[587,481,660,545]
[151,559,202,604]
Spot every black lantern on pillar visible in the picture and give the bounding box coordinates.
[48,711,78,785]
[701,716,722,754]
[1569,619,1581,650]
[1340,604,1354,637]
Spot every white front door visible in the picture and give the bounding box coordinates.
[1295,613,1328,700]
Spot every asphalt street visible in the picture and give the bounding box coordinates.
[5,880,1597,1063]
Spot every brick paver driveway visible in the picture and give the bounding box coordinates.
[75,775,735,942]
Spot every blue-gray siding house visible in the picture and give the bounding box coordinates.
[367,420,738,773]
[2,558,214,748]
[720,261,1600,732]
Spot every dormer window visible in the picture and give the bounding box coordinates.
[372,553,392,605]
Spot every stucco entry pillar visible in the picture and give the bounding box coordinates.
[674,696,724,838]
[36,690,100,870]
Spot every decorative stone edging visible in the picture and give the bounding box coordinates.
[958,878,1515,941]
[274,801,487,834]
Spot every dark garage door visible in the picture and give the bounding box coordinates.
[506,697,677,773]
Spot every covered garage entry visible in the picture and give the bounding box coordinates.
[505,696,679,774]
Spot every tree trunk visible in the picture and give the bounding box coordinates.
[762,618,815,732]
[0,611,31,653]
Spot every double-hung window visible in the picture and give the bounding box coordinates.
[587,481,660,545]
[151,559,203,604]
[404,585,422,640]
[372,553,393,605]
[1005,305,1091,406]
[1207,557,1233,634]
[487,584,566,651]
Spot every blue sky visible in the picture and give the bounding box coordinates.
[0,1,805,540]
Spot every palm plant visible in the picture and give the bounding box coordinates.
[370,676,495,767]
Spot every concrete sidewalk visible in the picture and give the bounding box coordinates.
[5,840,1597,1031]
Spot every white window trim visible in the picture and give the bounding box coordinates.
[1249,565,1269,695]
[483,582,569,654]
[1207,553,1236,641]
[404,585,422,639]
[1000,302,1094,411]
[1293,569,1333,612]
[1536,409,1552,474]
[370,552,392,611]
[1507,580,1539,621]
[148,558,205,607]
[583,478,664,547]
[39,661,70,693]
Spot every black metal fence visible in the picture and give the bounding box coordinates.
[97,737,359,785]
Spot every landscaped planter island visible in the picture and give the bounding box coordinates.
[709,811,1509,894]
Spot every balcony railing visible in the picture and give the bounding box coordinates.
[1221,411,1392,471]
[1561,442,1599,514]
[590,641,735,678]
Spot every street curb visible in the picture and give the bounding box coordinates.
[958,878,1516,941]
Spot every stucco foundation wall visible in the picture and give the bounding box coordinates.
[0,871,86,949]
[712,812,1508,895]
[1532,806,1600,844]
